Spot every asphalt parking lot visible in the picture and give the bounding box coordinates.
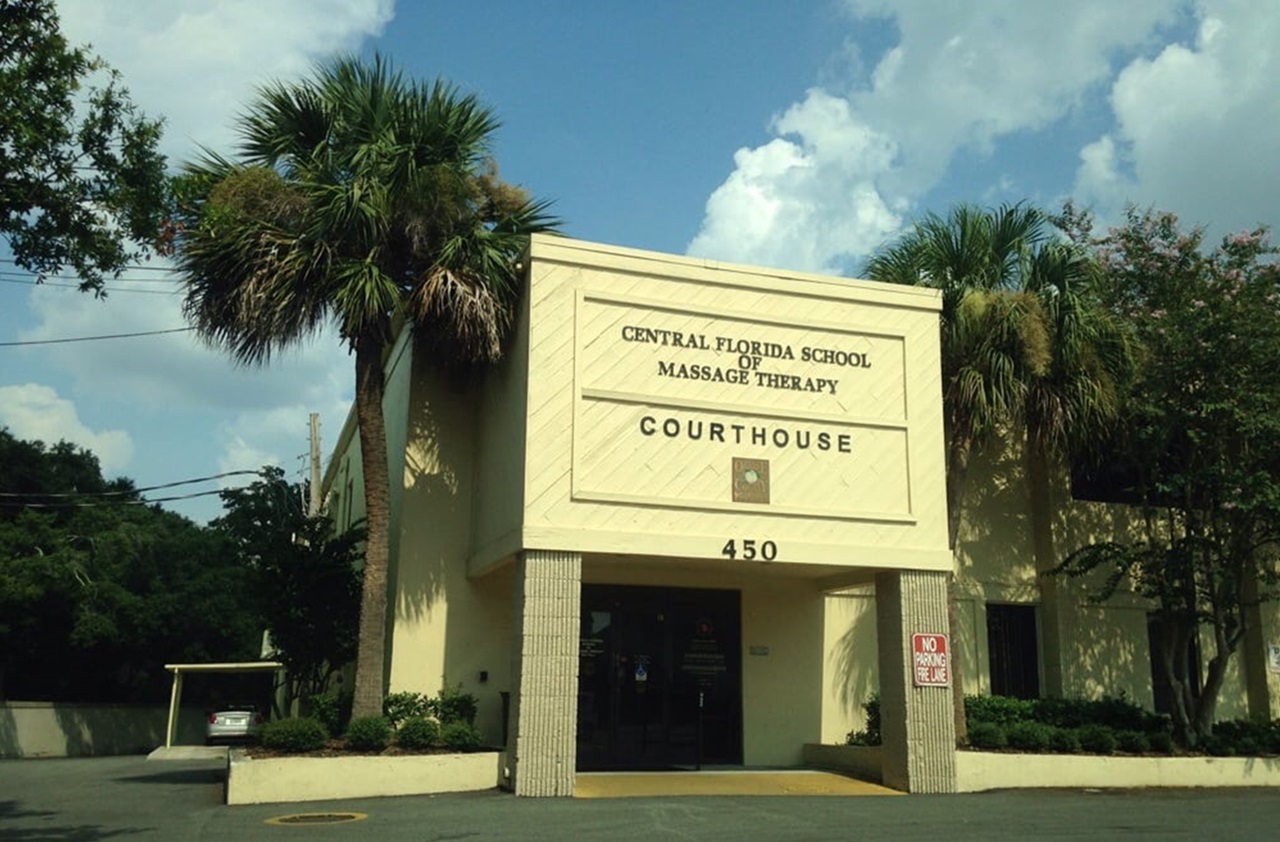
[3,755,1280,841]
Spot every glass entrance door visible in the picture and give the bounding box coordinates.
[577,584,742,770]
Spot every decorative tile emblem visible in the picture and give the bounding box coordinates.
[732,457,770,504]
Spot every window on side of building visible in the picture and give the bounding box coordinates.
[986,603,1040,699]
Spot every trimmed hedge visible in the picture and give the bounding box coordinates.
[968,722,1007,750]
[1006,721,1054,752]
[440,721,483,751]
[344,715,393,752]
[1077,725,1117,755]
[396,716,440,750]
[261,717,328,753]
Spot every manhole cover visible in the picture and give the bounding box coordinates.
[264,812,367,826]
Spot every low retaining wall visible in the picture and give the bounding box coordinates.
[1,702,206,758]
[226,750,506,805]
[955,750,1280,792]
[802,743,882,782]
[804,744,1280,792]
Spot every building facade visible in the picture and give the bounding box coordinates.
[324,235,1280,796]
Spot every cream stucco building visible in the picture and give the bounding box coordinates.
[323,235,1280,796]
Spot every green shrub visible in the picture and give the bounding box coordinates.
[439,721,483,751]
[862,693,881,745]
[1032,695,1165,734]
[1116,730,1150,754]
[304,691,352,738]
[967,722,1007,750]
[344,715,392,752]
[261,717,327,753]
[845,693,882,746]
[1203,734,1236,756]
[1078,725,1117,755]
[396,716,440,750]
[1048,728,1080,754]
[1266,722,1280,754]
[1147,731,1175,754]
[966,695,1035,727]
[432,685,479,727]
[1084,695,1164,733]
[1213,719,1272,755]
[1031,697,1086,729]
[1006,721,1053,752]
[383,692,431,729]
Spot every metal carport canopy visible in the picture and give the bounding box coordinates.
[163,661,284,748]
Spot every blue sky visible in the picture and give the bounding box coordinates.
[2,0,1276,521]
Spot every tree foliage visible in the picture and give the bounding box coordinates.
[172,54,557,718]
[0,0,167,293]
[1055,207,1280,746]
[865,203,1056,547]
[0,429,261,702]
[211,467,363,715]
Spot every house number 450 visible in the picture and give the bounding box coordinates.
[721,539,778,561]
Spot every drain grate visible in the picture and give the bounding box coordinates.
[265,812,367,826]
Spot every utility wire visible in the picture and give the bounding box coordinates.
[0,469,263,499]
[0,278,180,295]
[0,486,253,508]
[0,327,193,346]
[0,257,178,274]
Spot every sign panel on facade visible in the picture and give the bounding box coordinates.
[572,291,915,521]
[911,633,950,686]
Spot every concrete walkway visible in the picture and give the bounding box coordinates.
[147,745,228,761]
[574,770,899,797]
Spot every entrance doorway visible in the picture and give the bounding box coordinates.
[577,584,742,770]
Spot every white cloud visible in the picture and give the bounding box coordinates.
[688,1,1184,272]
[0,384,134,472]
[688,91,903,273]
[56,0,395,163]
[1074,0,1280,237]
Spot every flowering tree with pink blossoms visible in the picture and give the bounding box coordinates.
[1055,207,1280,747]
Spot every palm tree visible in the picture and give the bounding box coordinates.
[867,202,1133,723]
[865,203,1052,549]
[172,55,556,718]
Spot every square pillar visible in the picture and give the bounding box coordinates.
[508,549,581,797]
[875,569,957,793]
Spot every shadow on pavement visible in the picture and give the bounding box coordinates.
[0,800,149,841]
[113,767,226,785]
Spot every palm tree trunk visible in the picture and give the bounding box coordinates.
[350,338,392,720]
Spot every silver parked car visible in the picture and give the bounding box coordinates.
[205,704,263,745]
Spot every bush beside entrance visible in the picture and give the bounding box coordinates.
[253,686,486,756]
[846,693,1280,757]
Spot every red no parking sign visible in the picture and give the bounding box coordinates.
[911,633,950,687]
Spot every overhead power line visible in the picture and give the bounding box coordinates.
[0,269,180,285]
[0,486,254,509]
[0,469,263,499]
[0,278,180,295]
[0,257,179,274]
[0,327,194,347]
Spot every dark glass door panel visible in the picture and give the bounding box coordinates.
[577,585,741,770]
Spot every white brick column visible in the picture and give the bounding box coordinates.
[875,569,957,793]
[508,549,581,797]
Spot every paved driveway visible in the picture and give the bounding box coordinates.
[3,755,1280,841]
